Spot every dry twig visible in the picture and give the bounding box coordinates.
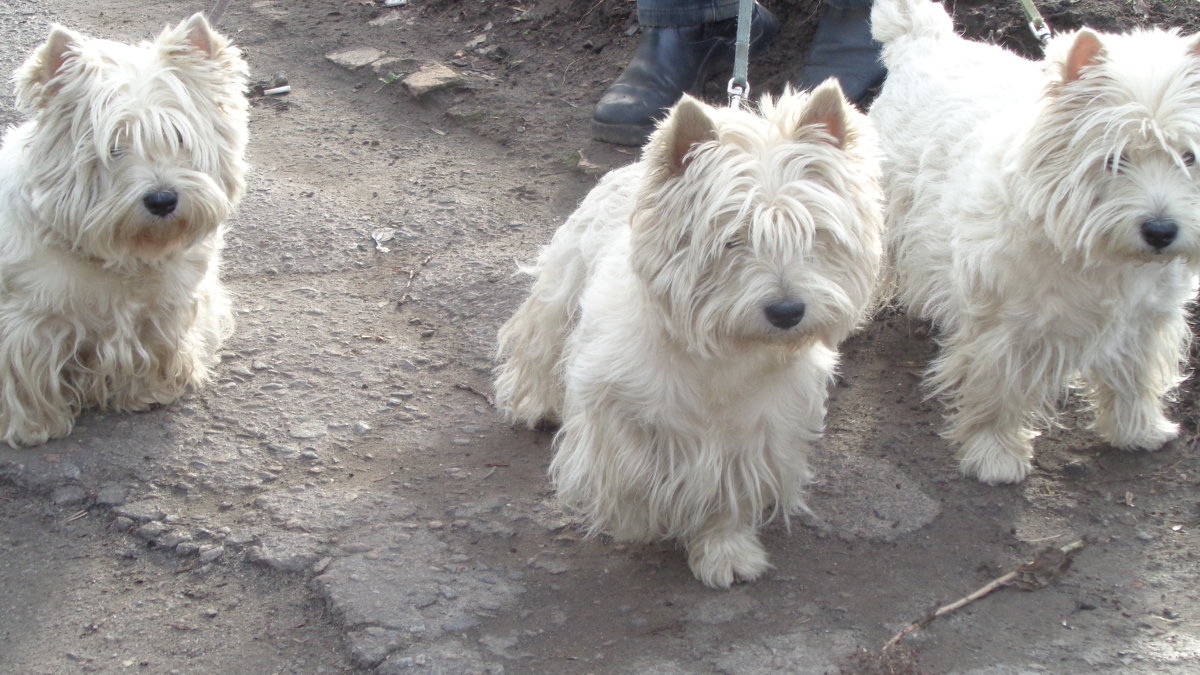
[884,540,1086,650]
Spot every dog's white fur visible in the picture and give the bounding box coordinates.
[870,0,1200,484]
[495,84,883,587]
[0,14,248,446]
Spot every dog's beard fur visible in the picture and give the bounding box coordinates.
[870,0,1200,484]
[0,14,247,446]
[495,84,884,588]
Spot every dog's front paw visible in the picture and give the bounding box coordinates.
[3,416,73,448]
[686,527,771,589]
[958,433,1032,485]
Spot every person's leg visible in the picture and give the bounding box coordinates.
[592,0,778,146]
[794,0,885,107]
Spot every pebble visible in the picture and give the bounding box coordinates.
[289,423,326,440]
[198,546,225,563]
[110,516,134,531]
[135,522,170,540]
[94,483,128,506]
[111,500,166,523]
[156,532,191,549]
[51,485,88,505]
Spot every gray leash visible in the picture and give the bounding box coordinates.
[727,0,755,108]
[1017,0,1052,46]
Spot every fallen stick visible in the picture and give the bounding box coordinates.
[884,539,1086,650]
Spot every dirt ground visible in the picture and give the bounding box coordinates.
[1,0,1199,673]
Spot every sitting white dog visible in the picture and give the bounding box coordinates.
[0,14,249,446]
[495,83,883,587]
[870,0,1200,484]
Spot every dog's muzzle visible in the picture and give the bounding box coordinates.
[764,300,806,329]
[143,190,179,217]
[1140,217,1178,252]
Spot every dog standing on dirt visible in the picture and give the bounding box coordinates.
[0,14,249,447]
[869,0,1200,484]
[495,84,883,588]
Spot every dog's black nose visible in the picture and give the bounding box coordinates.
[143,190,179,217]
[1141,217,1178,251]
[764,300,806,329]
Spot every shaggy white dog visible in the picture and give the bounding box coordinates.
[0,14,248,446]
[495,83,883,588]
[870,0,1200,484]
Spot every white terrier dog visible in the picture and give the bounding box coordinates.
[495,84,883,588]
[870,0,1200,484]
[0,14,248,447]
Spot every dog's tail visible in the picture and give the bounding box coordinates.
[871,0,954,46]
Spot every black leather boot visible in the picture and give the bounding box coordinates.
[795,5,885,107]
[591,4,779,147]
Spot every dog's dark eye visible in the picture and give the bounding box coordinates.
[109,146,125,159]
[1184,151,1196,168]
[1105,154,1127,173]
[724,239,742,250]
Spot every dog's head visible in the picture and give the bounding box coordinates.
[14,13,249,266]
[1023,28,1200,265]
[630,82,884,356]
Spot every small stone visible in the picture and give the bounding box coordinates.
[111,500,165,523]
[111,516,134,531]
[289,422,326,440]
[402,63,467,97]
[353,421,373,435]
[156,532,191,549]
[326,47,387,70]
[198,546,225,563]
[135,522,170,540]
[1061,460,1088,478]
[95,483,128,506]
[51,485,88,505]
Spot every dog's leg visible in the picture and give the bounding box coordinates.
[494,289,570,428]
[0,320,78,446]
[936,336,1046,485]
[1088,314,1185,451]
[684,512,770,589]
[495,236,595,428]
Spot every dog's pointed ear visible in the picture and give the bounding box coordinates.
[159,12,220,59]
[180,13,217,58]
[796,79,852,149]
[15,25,83,112]
[1063,29,1105,83]
[651,95,718,175]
